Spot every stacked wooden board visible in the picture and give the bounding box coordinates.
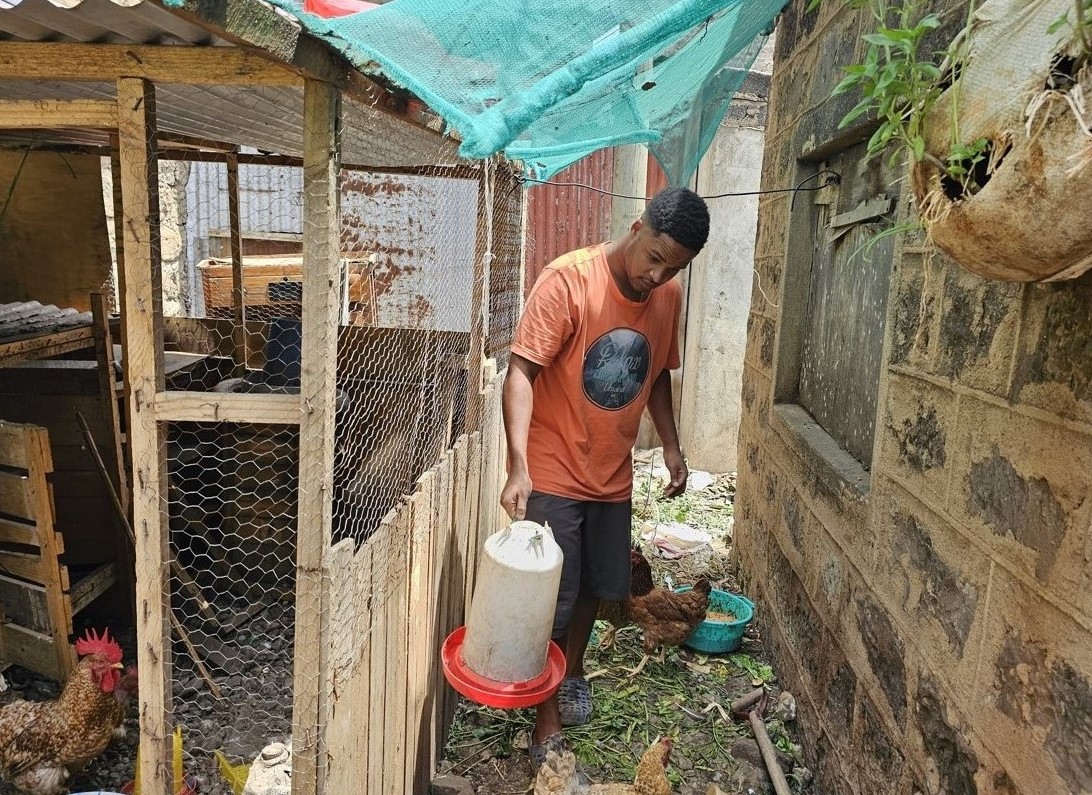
[0,421,116,680]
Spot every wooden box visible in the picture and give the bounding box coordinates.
[198,254,377,324]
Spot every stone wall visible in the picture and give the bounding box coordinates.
[736,1,1092,793]
[102,158,191,315]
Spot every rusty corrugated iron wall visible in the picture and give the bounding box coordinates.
[523,149,614,296]
[523,149,677,298]
[646,153,670,198]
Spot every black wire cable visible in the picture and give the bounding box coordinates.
[514,168,841,202]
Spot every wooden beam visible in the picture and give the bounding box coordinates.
[0,100,117,129]
[0,327,96,368]
[465,164,492,432]
[159,146,480,180]
[152,392,301,425]
[226,153,247,374]
[90,294,128,516]
[91,293,135,622]
[0,42,300,87]
[117,76,172,795]
[291,78,341,795]
[158,132,239,153]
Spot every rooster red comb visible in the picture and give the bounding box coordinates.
[74,628,123,663]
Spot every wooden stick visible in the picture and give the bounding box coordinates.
[90,292,134,624]
[748,709,793,795]
[730,688,766,715]
[74,414,133,546]
[226,152,247,376]
[168,608,223,701]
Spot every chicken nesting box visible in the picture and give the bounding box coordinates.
[442,520,566,708]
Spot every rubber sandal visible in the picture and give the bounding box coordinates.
[557,676,593,726]
[528,740,549,772]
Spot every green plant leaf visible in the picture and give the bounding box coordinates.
[862,32,898,46]
[832,73,863,95]
[1046,11,1070,34]
[838,100,874,128]
[912,135,925,162]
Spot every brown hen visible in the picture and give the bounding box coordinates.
[0,628,135,795]
[533,734,674,795]
[625,549,710,677]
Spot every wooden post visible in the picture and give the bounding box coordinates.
[226,151,247,374]
[292,78,341,795]
[610,144,648,239]
[116,77,172,795]
[465,162,491,433]
[90,292,135,620]
[109,135,127,354]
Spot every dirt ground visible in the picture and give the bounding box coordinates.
[441,462,815,795]
[442,621,812,795]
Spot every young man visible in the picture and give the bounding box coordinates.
[500,186,710,762]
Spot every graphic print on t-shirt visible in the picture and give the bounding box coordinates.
[582,328,651,410]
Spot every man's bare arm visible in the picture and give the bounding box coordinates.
[500,353,542,519]
[647,368,688,498]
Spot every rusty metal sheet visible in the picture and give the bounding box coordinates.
[524,148,613,296]
[341,171,478,332]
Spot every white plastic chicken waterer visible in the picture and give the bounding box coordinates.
[442,520,566,709]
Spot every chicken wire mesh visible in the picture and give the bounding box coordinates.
[123,95,526,792]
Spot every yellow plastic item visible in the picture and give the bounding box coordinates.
[215,750,251,795]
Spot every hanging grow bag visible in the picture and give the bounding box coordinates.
[911,0,1092,282]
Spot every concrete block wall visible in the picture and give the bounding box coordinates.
[736,0,1092,793]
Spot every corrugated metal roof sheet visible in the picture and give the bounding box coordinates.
[0,0,224,46]
[0,0,461,167]
[0,78,449,166]
[0,300,92,340]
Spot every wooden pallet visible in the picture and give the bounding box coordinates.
[0,421,116,681]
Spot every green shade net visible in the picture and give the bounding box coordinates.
[185,0,787,184]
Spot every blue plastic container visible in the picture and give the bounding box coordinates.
[675,586,755,654]
[265,317,303,384]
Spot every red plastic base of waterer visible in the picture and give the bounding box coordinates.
[441,625,565,709]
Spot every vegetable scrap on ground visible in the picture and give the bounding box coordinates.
[441,451,815,795]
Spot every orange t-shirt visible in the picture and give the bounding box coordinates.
[511,244,682,502]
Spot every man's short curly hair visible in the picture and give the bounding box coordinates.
[643,187,710,253]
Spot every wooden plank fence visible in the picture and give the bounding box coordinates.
[325,370,508,791]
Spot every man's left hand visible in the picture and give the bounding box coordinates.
[662,447,688,498]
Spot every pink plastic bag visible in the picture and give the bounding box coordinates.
[303,0,378,18]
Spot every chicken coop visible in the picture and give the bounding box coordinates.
[0,1,522,792]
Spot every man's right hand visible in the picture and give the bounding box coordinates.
[500,470,532,520]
